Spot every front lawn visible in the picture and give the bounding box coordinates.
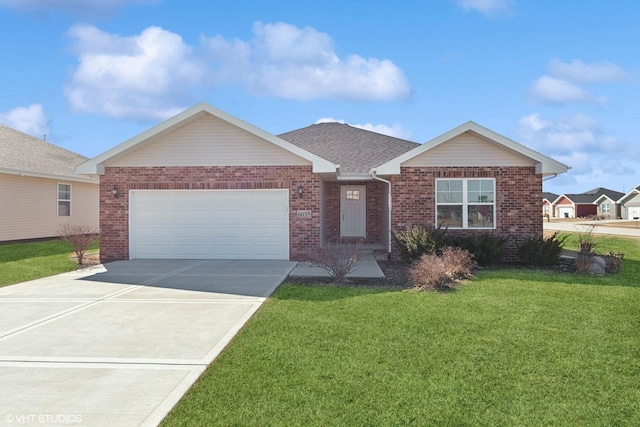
[163,235,640,426]
[0,239,97,287]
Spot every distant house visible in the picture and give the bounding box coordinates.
[0,124,99,242]
[617,185,640,220]
[542,192,558,217]
[548,187,623,219]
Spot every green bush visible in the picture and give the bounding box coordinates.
[451,233,508,266]
[392,226,438,263]
[517,231,567,267]
[409,247,477,291]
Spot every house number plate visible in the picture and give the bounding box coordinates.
[296,210,312,218]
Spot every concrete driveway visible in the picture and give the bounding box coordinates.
[0,259,296,427]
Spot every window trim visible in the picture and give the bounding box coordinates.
[602,203,610,214]
[57,183,71,217]
[436,178,496,229]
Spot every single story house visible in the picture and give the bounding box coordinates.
[617,185,640,220]
[76,102,569,263]
[551,187,623,219]
[542,192,558,218]
[0,124,99,242]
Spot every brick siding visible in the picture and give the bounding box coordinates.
[99,166,321,262]
[391,166,542,263]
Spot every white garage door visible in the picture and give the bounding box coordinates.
[628,207,640,220]
[129,190,289,260]
[557,207,573,218]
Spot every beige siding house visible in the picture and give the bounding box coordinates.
[0,124,99,242]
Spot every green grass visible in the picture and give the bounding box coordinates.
[0,239,98,287]
[163,234,640,426]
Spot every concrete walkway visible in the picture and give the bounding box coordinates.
[289,248,385,279]
[0,259,295,427]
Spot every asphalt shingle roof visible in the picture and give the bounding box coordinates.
[0,124,92,181]
[542,192,559,202]
[278,122,420,174]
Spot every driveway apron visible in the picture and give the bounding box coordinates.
[0,259,296,427]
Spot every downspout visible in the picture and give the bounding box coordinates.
[371,169,393,257]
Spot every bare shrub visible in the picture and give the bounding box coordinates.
[58,224,98,266]
[409,247,477,291]
[604,252,625,274]
[309,239,364,282]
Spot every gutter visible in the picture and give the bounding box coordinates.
[371,169,393,256]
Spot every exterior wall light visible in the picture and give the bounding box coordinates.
[112,185,119,198]
[297,185,304,199]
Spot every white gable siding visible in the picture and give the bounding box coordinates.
[110,114,310,167]
[403,131,536,167]
[0,174,98,241]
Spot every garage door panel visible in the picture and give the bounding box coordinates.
[130,190,289,260]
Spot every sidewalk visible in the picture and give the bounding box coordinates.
[544,220,640,238]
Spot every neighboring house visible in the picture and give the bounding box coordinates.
[0,124,99,242]
[76,102,569,263]
[542,192,558,218]
[618,185,640,220]
[552,187,623,219]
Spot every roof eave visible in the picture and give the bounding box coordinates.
[0,167,99,184]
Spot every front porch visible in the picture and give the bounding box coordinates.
[320,180,390,251]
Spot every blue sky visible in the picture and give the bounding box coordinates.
[0,0,638,195]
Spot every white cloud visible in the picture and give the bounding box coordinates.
[531,76,601,104]
[201,22,411,101]
[548,59,628,84]
[531,58,628,105]
[0,104,50,137]
[65,24,205,121]
[0,0,156,15]
[315,117,412,139]
[457,0,510,17]
[517,113,637,189]
[64,22,410,120]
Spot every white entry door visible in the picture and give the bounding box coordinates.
[340,185,366,237]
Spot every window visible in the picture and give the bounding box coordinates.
[602,203,610,214]
[58,183,71,217]
[346,190,360,200]
[544,204,550,213]
[436,179,495,229]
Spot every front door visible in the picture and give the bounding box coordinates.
[340,185,366,237]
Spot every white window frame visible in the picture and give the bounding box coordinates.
[436,178,496,229]
[57,183,71,217]
[602,203,610,214]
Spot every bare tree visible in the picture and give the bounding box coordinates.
[58,224,98,267]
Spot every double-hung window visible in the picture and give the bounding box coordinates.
[602,203,610,214]
[58,183,71,217]
[436,179,495,229]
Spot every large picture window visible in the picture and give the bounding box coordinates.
[58,183,71,217]
[436,179,495,229]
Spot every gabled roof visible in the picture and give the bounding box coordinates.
[0,124,97,183]
[617,185,640,204]
[375,121,570,176]
[76,102,337,175]
[559,193,601,204]
[279,122,419,175]
[542,192,559,202]
[559,187,624,205]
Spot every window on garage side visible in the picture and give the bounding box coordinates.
[436,178,495,229]
[58,183,71,217]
